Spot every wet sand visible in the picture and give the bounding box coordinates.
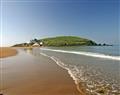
[0,49,80,95]
[0,47,17,58]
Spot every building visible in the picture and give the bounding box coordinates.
[40,42,43,46]
[32,43,39,47]
[32,42,43,47]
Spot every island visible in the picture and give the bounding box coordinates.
[13,36,97,47]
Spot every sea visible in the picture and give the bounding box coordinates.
[31,45,120,95]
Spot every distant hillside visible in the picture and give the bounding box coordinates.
[13,36,97,47]
[40,36,97,46]
[12,43,29,47]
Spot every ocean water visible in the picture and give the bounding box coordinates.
[31,46,120,95]
[43,45,120,56]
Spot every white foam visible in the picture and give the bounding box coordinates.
[40,52,79,84]
[41,48,120,61]
[40,52,120,94]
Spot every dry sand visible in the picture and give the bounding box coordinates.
[0,48,82,95]
[0,47,17,58]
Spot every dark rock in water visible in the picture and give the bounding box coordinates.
[102,43,113,46]
[98,43,102,46]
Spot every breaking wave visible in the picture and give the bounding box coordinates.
[41,48,120,61]
[40,52,120,95]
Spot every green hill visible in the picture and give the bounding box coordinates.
[13,36,97,47]
[40,36,97,46]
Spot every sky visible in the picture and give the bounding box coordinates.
[0,0,119,46]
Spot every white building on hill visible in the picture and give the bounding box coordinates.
[32,42,43,47]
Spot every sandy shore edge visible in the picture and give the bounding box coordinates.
[1,48,82,95]
[0,47,17,58]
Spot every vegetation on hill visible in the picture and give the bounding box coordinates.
[13,36,97,47]
[12,43,27,47]
[13,36,98,47]
[40,36,97,46]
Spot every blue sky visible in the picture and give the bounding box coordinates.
[0,0,119,46]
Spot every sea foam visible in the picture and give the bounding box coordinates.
[40,52,84,94]
[40,51,120,95]
[41,48,120,61]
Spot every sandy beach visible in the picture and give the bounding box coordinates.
[0,47,17,58]
[0,48,81,95]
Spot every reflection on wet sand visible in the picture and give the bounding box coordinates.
[0,48,80,95]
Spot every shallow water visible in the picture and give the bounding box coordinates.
[1,49,79,95]
[31,46,120,95]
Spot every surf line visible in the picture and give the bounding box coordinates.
[40,52,86,95]
[40,48,120,61]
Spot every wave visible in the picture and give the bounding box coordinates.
[40,52,78,84]
[40,52,120,95]
[40,52,86,94]
[40,48,120,61]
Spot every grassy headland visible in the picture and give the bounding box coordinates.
[41,36,97,46]
[13,36,97,47]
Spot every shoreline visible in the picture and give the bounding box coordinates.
[0,47,17,58]
[40,48,120,61]
[1,48,81,95]
[40,52,86,95]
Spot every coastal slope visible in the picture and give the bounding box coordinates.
[13,36,97,47]
[41,36,97,46]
